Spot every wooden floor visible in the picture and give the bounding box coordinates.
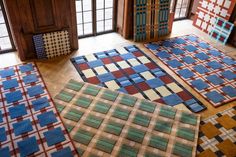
[0,20,235,119]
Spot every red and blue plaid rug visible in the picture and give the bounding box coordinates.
[0,63,78,157]
[71,45,206,113]
[145,35,236,107]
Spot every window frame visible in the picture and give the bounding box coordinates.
[171,0,193,21]
[76,0,117,38]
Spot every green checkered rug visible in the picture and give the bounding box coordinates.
[54,80,200,157]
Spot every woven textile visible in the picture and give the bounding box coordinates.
[197,106,236,157]
[145,35,236,107]
[71,45,206,113]
[0,63,78,157]
[33,30,71,59]
[210,17,234,44]
[134,0,171,41]
[54,80,201,157]
[193,0,236,34]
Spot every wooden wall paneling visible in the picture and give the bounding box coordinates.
[116,0,124,35]
[3,0,78,60]
[123,0,133,39]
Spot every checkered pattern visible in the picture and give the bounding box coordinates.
[134,0,171,41]
[33,30,71,59]
[193,0,236,34]
[0,63,78,157]
[71,45,206,113]
[145,35,236,107]
[197,106,236,157]
[54,80,201,157]
[210,17,234,44]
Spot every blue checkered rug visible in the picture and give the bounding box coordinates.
[145,35,236,107]
[71,45,206,113]
[0,63,78,157]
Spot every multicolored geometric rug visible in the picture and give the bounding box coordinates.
[54,80,201,157]
[71,45,206,113]
[197,106,236,157]
[0,63,77,157]
[145,35,236,107]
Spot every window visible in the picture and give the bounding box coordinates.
[171,0,192,20]
[76,0,116,37]
[0,1,14,53]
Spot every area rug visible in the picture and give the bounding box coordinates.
[145,35,236,107]
[0,63,77,156]
[197,106,236,157]
[71,45,206,113]
[54,80,201,157]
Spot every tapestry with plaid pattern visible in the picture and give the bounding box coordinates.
[145,35,236,107]
[71,45,206,113]
[134,0,171,41]
[0,63,78,157]
[54,80,201,157]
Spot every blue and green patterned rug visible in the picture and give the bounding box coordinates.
[54,80,201,157]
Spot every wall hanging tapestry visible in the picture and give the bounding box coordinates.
[71,45,206,113]
[210,17,234,44]
[193,0,236,34]
[134,0,171,41]
[197,106,236,157]
[0,63,78,157]
[54,80,201,157]
[33,30,71,59]
[145,34,236,107]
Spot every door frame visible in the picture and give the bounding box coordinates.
[0,0,15,54]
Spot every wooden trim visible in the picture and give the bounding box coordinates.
[70,0,79,50]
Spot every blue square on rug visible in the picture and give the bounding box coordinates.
[221,70,236,80]
[9,104,27,119]
[17,136,39,157]
[44,127,66,146]
[27,85,44,97]
[205,91,225,103]
[0,68,15,78]
[5,90,23,103]
[37,111,57,127]
[2,79,19,90]
[221,86,236,97]
[0,147,11,157]
[206,75,224,85]
[32,97,50,111]
[51,147,73,157]
[191,79,209,91]
[19,64,34,73]
[0,127,7,142]
[167,59,183,68]
[193,65,209,74]
[23,74,38,84]
[13,119,33,136]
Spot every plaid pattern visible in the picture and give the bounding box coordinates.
[71,45,206,113]
[0,63,78,157]
[193,0,236,34]
[134,0,171,41]
[197,106,236,157]
[54,80,201,157]
[210,17,234,44]
[33,30,71,59]
[145,35,236,107]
